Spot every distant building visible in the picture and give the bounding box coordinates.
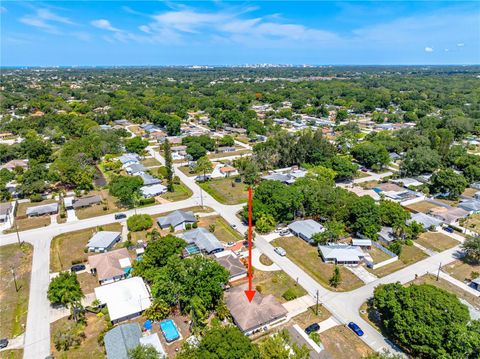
[0,202,13,223]
[224,285,287,335]
[125,163,147,175]
[458,200,480,214]
[318,244,365,265]
[72,195,103,210]
[408,212,443,230]
[156,210,196,231]
[86,231,121,252]
[141,184,167,198]
[26,203,58,217]
[288,219,324,244]
[377,226,396,244]
[1,159,29,172]
[118,153,139,167]
[429,207,469,225]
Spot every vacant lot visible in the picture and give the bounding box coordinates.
[462,214,480,234]
[462,187,478,198]
[75,190,121,220]
[207,149,251,159]
[0,243,32,338]
[319,325,372,359]
[199,177,248,205]
[292,305,331,328]
[50,314,107,359]
[177,166,197,177]
[252,270,306,303]
[141,157,161,167]
[161,183,192,202]
[368,246,392,263]
[371,244,428,277]
[443,260,480,283]
[416,232,459,252]
[198,215,243,243]
[12,199,57,231]
[405,200,440,213]
[77,272,101,295]
[50,223,122,272]
[272,236,363,291]
[411,274,480,308]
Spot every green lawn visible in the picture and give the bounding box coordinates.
[371,244,428,277]
[50,223,122,272]
[141,157,161,167]
[198,215,243,243]
[161,183,193,202]
[199,177,249,205]
[0,243,33,338]
[416,232,459,252]
[252,270,307,303]
[272,236,364,292]
[75,190,121,220]
[443,260,480,283]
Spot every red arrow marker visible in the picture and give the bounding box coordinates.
[244,187,256,302]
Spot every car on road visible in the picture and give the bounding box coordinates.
[115,213,127,220]
[195,174,211,182]
[274,247,287,256]
[443,226,454,233]
[348,322,364,336]
[0,338,9,349]
[305,323,320,334]
[71,264,86,272]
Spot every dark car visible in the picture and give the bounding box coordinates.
[305,323,320,334]
[348,322,364,336]
[0,338,9,349]
[115,213,127,220]
[71,264,86,272]
[444,227,454,233]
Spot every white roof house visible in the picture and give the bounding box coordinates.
[318,244,365,265]
[288,219,324,243]
[87,231,121,252]
[408,212,443,230]
[26,203,59,216]
[391,178,423,188]
[94,277,152,324]
[141,184,167,198]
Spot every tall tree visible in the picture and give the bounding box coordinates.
[47,272,84,309]
[163,139,174,192]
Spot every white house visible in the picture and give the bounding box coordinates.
[86,231,122,252]
[141,184,167,198]
[318,244,365,265]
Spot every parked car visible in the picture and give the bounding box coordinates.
[226,241,235,247]
[279,229,290,236]
[0,338,9,349]
[115,213,127,220]
[71,264,86,272]
[348,322,364,336]
[443,227,454,233]
[305,323,320,334]
[230,224,237,229]
[360,167,368,172]
[274,247,287,256]
[195,174,211,182]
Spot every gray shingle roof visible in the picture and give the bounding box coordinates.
[26,203,58,216]
[72,195,102,209]
[288,219,324,240]
[178,227,224,254]
[104,323,142,359]
[157,210,195,229]
[138,173,161,186]
[87,231,121,249]
[408,212,443,229]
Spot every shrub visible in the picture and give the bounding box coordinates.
[60,212,66,219]
[309,332,321,345]
[388,241,402,256]
[71,258,84,265]
[139,197,155,206]
[185,223,192,230]
[282,288,298,301]
[255,285,263,293]
[192,222,198,228]
[405,239,413,246]
[53,322,85,351]
[173,175,180,184]
[169,225,174,232]
[127,214,153,232]
[156,166,168,178]
[209,224,216,232]
[30,194,43,202]
[102,205,108,211]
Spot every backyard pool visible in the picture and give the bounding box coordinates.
[160,319,180,342]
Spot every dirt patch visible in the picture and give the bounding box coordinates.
[319,325,372,359]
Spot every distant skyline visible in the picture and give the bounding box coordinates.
[1,1,479,66]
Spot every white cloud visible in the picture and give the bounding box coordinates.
[91,19,122,32]
[139,25,151,33]
[444,48,449,52]
[19,8,73,33]
[0,6,7,13]
[457,43,465,47]
[73,32,92,41]
[425,47,434,52]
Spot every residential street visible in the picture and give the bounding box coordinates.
[0,149,476,358]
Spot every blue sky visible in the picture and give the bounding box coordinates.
[1,1,479,66]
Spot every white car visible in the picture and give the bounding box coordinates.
[274,247,287,256]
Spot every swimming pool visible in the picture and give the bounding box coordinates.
[160,319,180,342]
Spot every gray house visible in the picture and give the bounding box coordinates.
[26,203,58,217]
[86,231,121,252]
[104,323,142,359]
[288,219,324,244]
[157,210,196,231]
[178,227,224,255]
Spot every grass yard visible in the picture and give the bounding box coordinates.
[141,157,161,167]
[161,183,193,202]
[259,254,273,266]
[411,274,480,308]
[462,187,478,198]
[319,325,372,359]
[75,190,121,220]
[128,125,144,136]
[50,314,107,359]
[77,272,100,295]
[405,200,440,213]
[50,223,122,272]
[462,214,480,234]
[358,180,378,189]
[416,232,459,252]
[443,260,480,283]
[292,305,331,328]
[198,177,249,205]
[272,236,363,292]
[12,199,57,231]
[0,350,23,359]
[252,270,307,302]
[368,246,392,263]
[198,215,243,243]
[177,166,197,177]
[0,243,32,338]
[207,149,251,159]
[371,244,428,277]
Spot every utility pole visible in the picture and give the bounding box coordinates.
[14,221,21,246]
[11,267,19,292]
[436,262,442,281]
[316,289,319,315]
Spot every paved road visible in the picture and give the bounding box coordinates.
[0,148,473,358]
